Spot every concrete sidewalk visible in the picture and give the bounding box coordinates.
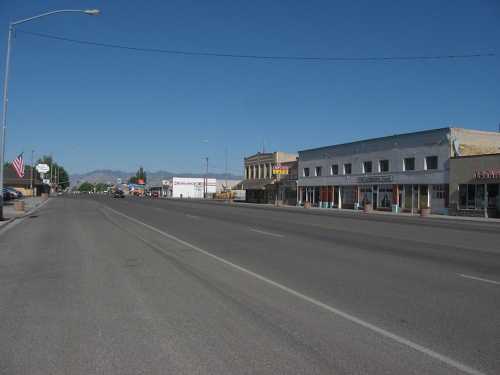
[0,197,48,228]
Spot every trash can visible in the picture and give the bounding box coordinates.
[392,204,400,213]
[363,203,373,213]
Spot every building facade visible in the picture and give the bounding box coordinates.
[171,177,216,198]
[242,151,298,204]
[449,154,500,217]
[298,128,500,214]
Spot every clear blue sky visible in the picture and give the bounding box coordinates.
[1,0,499,175]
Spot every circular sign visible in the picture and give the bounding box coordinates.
[36,163,50,173]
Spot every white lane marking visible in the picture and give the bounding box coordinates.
[458,274,500,286]
[103,204,486,375]
[186,214,201,219]
[249,228,284,238]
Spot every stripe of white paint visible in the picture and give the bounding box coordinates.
[103,204,486,375]
[458,274,500,286]
[249,228,284,238]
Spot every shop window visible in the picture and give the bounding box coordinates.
[404,157,415,171]
[432,184,447,199]
[459,184,467,208]
[331,164,339,175]
[344,163,352,175]
[379,160,389,172]
[315,166,322,176]
[378,186,393,208]
[363,161,372,174]
[425,156,438,170]
[360,186,372,205]
[476,184,485,209]
[467,184,476,209]
[303,168,310,177]
[488,184,499,208]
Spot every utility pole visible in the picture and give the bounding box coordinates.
[225,147,228,191]
[204,156,209,198]
[30,150,34,196]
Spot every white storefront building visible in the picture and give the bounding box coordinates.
[171,177,216,198]
[298,127,500,214]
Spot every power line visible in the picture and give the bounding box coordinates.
[16,29,495,62]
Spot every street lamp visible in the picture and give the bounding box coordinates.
[0,9,100,219]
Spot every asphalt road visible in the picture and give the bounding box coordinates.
[0,196,499,375]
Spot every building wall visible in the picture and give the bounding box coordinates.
[451,128,500,156]
[449,154,500,216]
[171,177,216,198]
[298,128,451,187]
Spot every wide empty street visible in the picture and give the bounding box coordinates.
[1,196,499,375]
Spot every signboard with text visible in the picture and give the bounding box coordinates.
[473,169,500,180]
[272,165,289,175]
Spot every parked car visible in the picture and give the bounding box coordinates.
[2,188,13,201]
[6,187,23,199]
[2,187,19,200]
[151,191,160,198]
[113,190,125,198]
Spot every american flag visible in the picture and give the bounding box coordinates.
[12,153,25,178]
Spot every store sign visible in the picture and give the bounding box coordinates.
[137,178,145,185]
[272,165,289,175]
[473,169,500,180]
[36,163,50,173]
[357,175,393,183]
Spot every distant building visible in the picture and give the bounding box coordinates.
[298,127,500,215]
[171,177,216,198]
[3,165,44,196]
[242,151,298,204]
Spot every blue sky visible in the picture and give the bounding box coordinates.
[1,0,499,175]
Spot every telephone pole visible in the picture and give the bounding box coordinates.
[30,150,34,195]
[204,157,209,198]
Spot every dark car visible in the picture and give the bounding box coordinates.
[6,187,23,199]
[113,190,125,198]
[2,188,13,201]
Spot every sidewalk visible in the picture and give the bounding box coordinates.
[196,198,500,224]
[0,197,47,228]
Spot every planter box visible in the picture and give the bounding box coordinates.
[14,201,25,212]
[420,208,431,217]
[363,203,373,213]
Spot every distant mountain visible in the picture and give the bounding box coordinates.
[70,169,243,186]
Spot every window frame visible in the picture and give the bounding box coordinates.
[403,157,415,171]
[425,156,438,170]
[343,163,352,175]
[331,164,339,176]
[362,161,373,174]
[303,167,310,177]
[315,166,322,177]
[379,159,389,173]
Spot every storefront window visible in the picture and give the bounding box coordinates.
[488,184,499,209]
[476,184,485,209]
[459,184,467,208]
[378,185,393,208]
[360,186,372,205]
[467,184,476,209]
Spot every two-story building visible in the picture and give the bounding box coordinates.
[298,127,500,214]
[242,151,298,204]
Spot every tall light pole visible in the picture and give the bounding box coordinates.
[0,9,100,219]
